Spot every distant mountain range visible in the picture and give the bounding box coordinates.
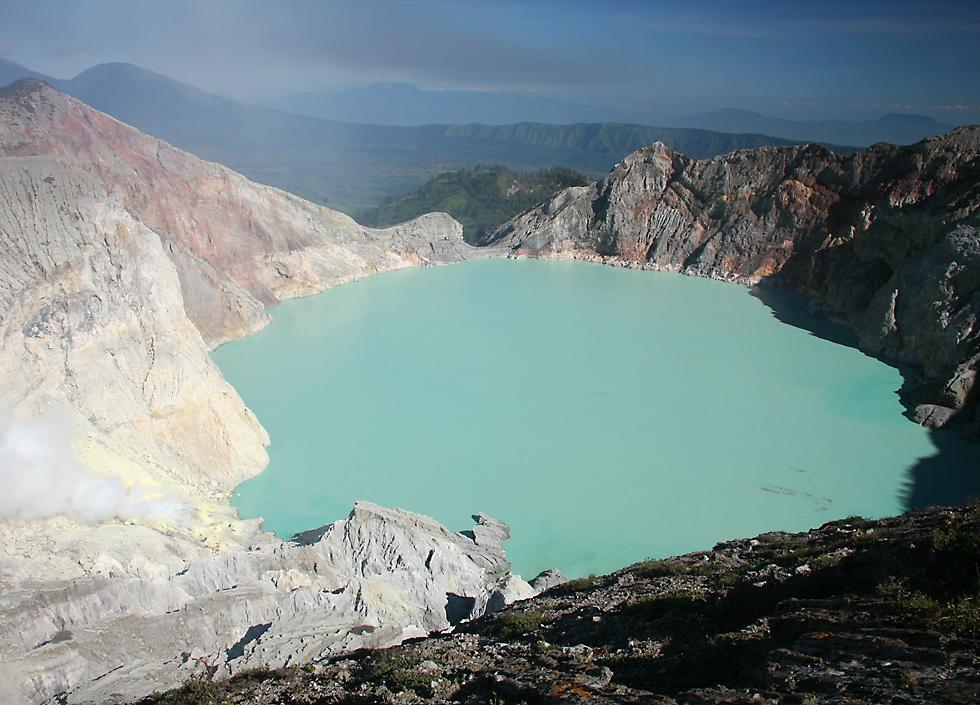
[0,59,848,214]
[269,83,959,148]
[0,58,52,86]
[273,82,615,126]
[674,108,952,148]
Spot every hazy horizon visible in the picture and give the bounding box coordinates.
[1,0,977,125]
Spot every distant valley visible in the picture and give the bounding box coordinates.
[0,58,850,215]
[271,81,615,126]
[359,165,589,243]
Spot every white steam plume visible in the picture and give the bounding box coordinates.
[0,412,187,523]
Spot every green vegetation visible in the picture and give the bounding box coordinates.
[810,552,845,569]
[623,591,708,616]
[633,559,719,579]
[557,575,601,593]
[367,653,421,679]
[878,577,980,638]
[168,681,217,705]
[821,515,871,529]
[367,653,434,695]
[142,667,284,705]
[933,525,980,561]
[358,165,589,243]
[494,610,546,639]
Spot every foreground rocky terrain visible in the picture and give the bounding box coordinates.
[489,129,980,434]
[142,504,980,705]
[0,503,536,704]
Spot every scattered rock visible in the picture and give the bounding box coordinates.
[140,505,980,705]
[530,568,568,593]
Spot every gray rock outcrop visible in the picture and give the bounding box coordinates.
[0,502,533,704]
[529,568,568,592]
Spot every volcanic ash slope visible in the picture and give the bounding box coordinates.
[0,80,526,703]
[0,78,498,576]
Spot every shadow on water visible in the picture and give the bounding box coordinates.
[749,285,860,350]
[749,284,980,511]
[902,430,980,508]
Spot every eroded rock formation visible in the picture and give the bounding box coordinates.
[489,131,980,432]
[139,505,980,705]
[0,80,515,703]
[0,503,533,703]
[0,78,495,574]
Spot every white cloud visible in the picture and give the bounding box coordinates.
[0,412,187,524]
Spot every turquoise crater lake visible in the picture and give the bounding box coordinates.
[213,259,942,578]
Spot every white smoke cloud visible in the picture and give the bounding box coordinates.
[0,412,187,523]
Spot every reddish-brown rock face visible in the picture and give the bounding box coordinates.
[491,130,980,432]
[0,79,482,520]
[0,79,474,346]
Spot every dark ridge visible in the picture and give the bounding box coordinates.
[0,77,54,98]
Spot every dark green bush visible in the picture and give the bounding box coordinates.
[494,611,545,639]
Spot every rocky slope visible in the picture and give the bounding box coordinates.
[488,129,980,433]
[0,503,537,704]
[0,78,492,569]
[142,504,980,705]
[0,81,528,702]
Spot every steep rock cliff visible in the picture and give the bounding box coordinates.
[0,79,490,551]
[0,80,523,703]
[489,129,980,432]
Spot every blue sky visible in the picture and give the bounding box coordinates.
[0,0,977,122]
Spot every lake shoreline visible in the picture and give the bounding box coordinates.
[215,258,968,578]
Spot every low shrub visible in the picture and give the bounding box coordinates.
[494,611,545,639]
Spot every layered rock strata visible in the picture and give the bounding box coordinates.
[0,80,515,703]
[0,503,534,704]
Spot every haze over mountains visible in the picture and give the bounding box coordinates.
[0,57,943,218]
[273,82,615,126]
[0,58,824,214]
[0,57,964,220]
[676,109,953,149]
[268,79,953,148]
